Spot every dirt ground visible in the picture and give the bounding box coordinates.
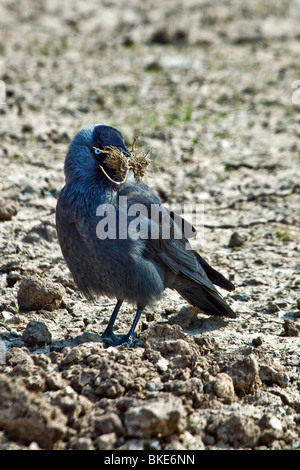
[0,0,299,450]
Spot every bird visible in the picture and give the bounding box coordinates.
[56,124,236,347]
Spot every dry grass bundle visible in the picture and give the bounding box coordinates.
[93,138,152,185]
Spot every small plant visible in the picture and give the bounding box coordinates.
[275,230,291,242]
[13,304,20,315]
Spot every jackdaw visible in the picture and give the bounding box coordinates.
[56,124,235,347]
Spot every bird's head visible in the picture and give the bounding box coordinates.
[64,124,131,184]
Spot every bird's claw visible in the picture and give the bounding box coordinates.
[101,331,144,348]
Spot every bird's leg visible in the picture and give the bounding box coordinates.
[114,307,144,347]
[101,300,123,345]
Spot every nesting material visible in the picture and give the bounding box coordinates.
[94,138,152,185]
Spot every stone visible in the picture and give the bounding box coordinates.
[22,320,52,346]
[259,358,286,386]
[252,336,263,347]
[124,398,186,439]
[0,198,19,221]
[0,311,13,322]
[95,432,116,450]
[68,437,94,450]
[17,275,65,311]
[229,232,247,247]
[227,353,261,395]
[214,373,235,402]
[268,302,280,313]
[206,412,260,448]
[0,374,67,449]
[282,319,300,337]
[92,412,123,435]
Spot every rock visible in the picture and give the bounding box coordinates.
[68,437,94,450]
[124,398,186,438]
[206,413,260,448]
[259,358,286,386]
[51,393,84,425]
[226,353,261,395]
[232,293,251,302]
[60,345,85,366]
[275,301,288,309]
[194,336,219,353]
[252,336,263,347]
[229,232,247,247]
[259,414,284,445]
[155,356,169,373]
[0,198,19,221]
[150,28,171,44]
[141,324,200,368]
[21,123,33,133]
[163,377,203,401]
[268,302,280,313]
[282,319,300,337]
[168,306,199,329]
[5,347,34,367]
[0,311,13,322]
[17,275,65,311]
[0,374,67,449]
[214,373,235,402]
[22,320,52,346]
[95,432,116,450]
[91,412,123,435]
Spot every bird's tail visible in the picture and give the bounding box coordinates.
[194,252,235,292]
[176,282,236,318]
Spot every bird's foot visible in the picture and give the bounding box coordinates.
[100,330,123,347]
[101,331,144,348]
[116,333,144,348]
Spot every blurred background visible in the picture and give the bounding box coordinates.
[1,0,300,171]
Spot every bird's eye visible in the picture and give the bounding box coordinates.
[93,147,101,155]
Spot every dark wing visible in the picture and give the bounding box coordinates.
[120,182,236,317]
[166,208,235,291]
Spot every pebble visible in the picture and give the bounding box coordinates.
[155,357,169,372]
[214,373,235,402]
[269,416,282,432]
[0,311,13,322]
[124,398,186,438]
[268,302,280,313]
[17,275,65,311]
[283,319,300,337]
[22,320,52,346]
[229,232,247,247]
[95,433,116,450]
[275,301,288,309]
[252,336,263,347]
[0,198,19,221]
